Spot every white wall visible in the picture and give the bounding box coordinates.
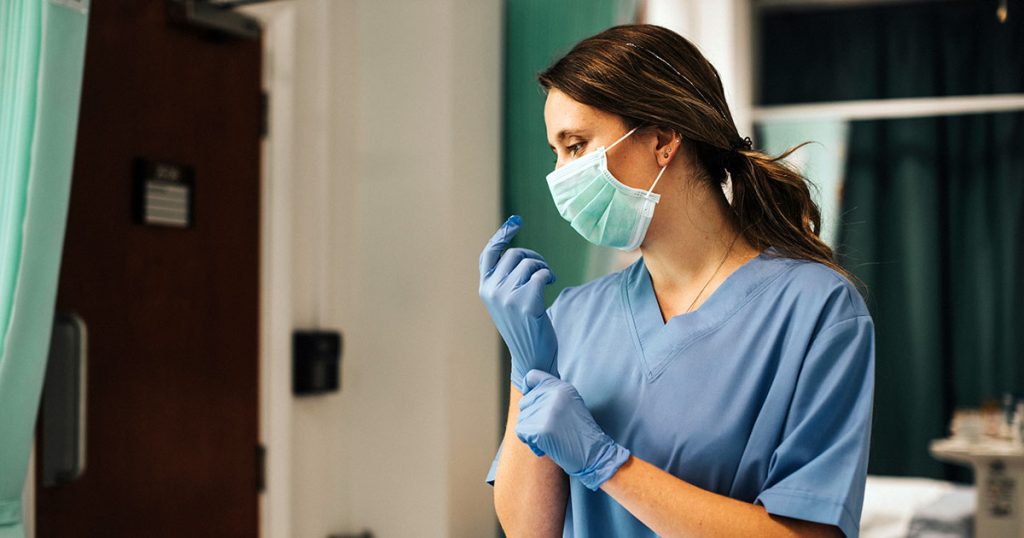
[285,1,503,537]
[645,0,754,138]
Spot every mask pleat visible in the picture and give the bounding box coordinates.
[557,168,607,219]
[570,181,619,242]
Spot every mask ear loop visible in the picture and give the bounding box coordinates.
[645,135,677,195]
[608,126,667,196]
[645,164,668,196]
[606,127,639,151]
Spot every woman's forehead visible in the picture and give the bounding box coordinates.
[544,89,618,143]
[544,90,590,127]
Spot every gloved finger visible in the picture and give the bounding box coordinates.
[492,247,546,282]
[514,419,547,457]
[524,369,558,393]
[515,431,546,457]
[527,267,556,289]
[511,247,549,265]
[479,215,521,276]
[507,257,550,287]
[518,382,543,410]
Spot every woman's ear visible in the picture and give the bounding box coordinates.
[654,128,681,167]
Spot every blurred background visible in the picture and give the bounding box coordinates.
[0,0,1021,537]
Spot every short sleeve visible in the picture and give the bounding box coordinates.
[485,440,503,486]
[755,315,875,538]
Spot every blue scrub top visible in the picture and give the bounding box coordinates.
[487,248,875,538]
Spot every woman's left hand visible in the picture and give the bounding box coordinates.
[478,216,559,393]
[515,370,631,491]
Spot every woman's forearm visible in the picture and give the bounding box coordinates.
[493,386,568,537]
[600,456,843,538]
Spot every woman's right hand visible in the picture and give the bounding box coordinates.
[478,215,559,392]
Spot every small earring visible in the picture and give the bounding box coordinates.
[663,152,670,158]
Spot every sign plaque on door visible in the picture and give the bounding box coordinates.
[133,159,195,228]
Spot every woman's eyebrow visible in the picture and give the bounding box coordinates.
[557,128,587,141]
[548,128,587,149]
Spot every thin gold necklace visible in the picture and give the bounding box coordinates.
[683,232,742,314]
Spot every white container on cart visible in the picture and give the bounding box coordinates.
[930,438,1024,538]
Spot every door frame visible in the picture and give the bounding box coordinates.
[250,4,296,538]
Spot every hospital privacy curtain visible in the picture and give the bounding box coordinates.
[760,2,1024,480]
[0,1,89,536]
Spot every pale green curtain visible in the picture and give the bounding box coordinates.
[757,119,850,249]
[0,1,89,535]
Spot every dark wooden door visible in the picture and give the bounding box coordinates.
[36,1,262,536]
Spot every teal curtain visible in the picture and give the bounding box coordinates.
[759,1,1024,480]
[0,1,89,535]
[503,0,637,307]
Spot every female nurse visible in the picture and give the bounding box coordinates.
[479,25,874,538]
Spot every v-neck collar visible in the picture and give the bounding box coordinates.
[620,247,795,382]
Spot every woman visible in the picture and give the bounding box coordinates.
[479,25,873,538]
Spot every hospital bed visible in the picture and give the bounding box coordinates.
[861,475,975,538]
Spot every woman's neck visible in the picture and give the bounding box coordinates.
[639,178,760,319]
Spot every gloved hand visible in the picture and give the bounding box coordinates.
[515,369,631,491]
[478,215,558,393]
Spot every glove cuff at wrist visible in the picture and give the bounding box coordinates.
[510,359,558,394]
[574,441,631,491]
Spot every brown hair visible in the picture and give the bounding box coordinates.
[538,24,852,282]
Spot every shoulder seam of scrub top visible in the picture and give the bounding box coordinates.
[789,314,873,396]
[838,278,870,317]
[804,280,867,343]
[632,257,799,383]
[832,311,872,326]
[808,314,873,347]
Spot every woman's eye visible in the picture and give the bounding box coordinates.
[551,142,588,164]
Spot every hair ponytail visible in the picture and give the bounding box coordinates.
[726,144,852,281]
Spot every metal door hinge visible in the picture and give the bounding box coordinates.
[256,443,266,492]
[167,0,263,40]
[260,91,269,139]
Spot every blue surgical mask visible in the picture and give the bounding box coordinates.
[545,127,668,251]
